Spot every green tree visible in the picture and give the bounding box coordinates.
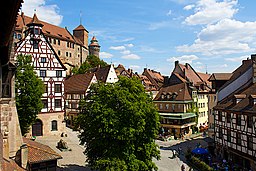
[15,54,44,135]
[72,54,108,74]
[76,76,160,171]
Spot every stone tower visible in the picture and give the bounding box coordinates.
[89,36,100,58]
[73,24,89,48]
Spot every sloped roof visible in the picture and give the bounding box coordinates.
[88,65,111,83]
[27,13,43,26]
[16,14,81,44]
[219,59,253,92]
[214,83,256,114]
[74,24,88,32]
[154,83,192,101]
[2,158,25,171]
[65,73,95,93]
[208,73,233,81]
[23,138,62,164]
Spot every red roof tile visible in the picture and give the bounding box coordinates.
[23,138,62,164]
[65,73,95,93]
[154,83,192,101]
[2,158,25,171]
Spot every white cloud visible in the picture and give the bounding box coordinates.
[184,0,238,25]
[183,4,195,10]
[109,46,126,51]
[167,55,199,64]
[167,10,172,16]
[100,52,113,59]
[125,43,134,48]
[177,19,256,55]
[21,0,63,25]
[225,55,248,62]
[121,54,141,60]
[121,50,131,55]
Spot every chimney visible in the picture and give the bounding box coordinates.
[175,61,179,66]
[20,144,28,169]
[251,54,256,61]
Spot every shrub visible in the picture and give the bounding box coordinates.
[191,156,214,171]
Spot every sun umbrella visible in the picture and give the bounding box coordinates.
[192,148,209,155]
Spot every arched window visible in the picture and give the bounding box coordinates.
[51,120,58,131]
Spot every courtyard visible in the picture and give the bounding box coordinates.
[36,128,208,171]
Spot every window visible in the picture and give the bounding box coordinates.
[237,114,241,126]
[56,70,62,77]
[227,113,231,123]
[227,130,231,142]
[49,37,52,43]
[71,103,77,109]
[13,32,17,39]
[34,28,40,35]
[33,41,39,49]
[247,115,253,128]
[69,53,71,57]
[166,104,169,109]
[237,132,241,145]
[17,34,21,39]
[53,39,56,44]
[67,42,69,47]
[51,120,58,131]
[41,57,46,63]
[40,70,46,77]
[58,50,61,56]
[58,39,60,45]
[159,104,163,109]
[42,99,48,109]
[247,136,253,150]
[218,111,222,122]
[66,52,68,57]
[44,84,48,93]
[219,127,223,139]
[55,99,61,108]
[55,84,61,93]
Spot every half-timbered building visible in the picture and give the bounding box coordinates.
[214,55,256,170]
[15,14,67,137]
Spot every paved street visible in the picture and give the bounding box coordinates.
[36,128,208,171]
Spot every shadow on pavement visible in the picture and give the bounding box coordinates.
[57,164,92,171]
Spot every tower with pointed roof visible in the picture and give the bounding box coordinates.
[89,36,100,58]
[73,24,89,48]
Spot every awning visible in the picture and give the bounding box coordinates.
[159,112,196,120]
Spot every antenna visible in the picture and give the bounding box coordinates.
[205,64,208,74]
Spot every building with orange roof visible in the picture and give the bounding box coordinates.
[164,61,211,129]
[14,13,90,75]
[154,83,197,138]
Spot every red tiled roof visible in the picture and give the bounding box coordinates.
[23,138,62,164]
[65,73,95,93]
[74,24,88,32]
[27,13,43,26]
[154,83,192,101]
[16,14,75,42]
[208,73,232,81]
[88,65,111,83]
[2,158,25,171]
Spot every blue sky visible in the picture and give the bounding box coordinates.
[22,0,256,75]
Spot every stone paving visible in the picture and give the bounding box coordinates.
[35,128,208,171]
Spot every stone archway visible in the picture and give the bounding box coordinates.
[32,119,43,136]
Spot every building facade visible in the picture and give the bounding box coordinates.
[154,83,197,139]
[214,55,256,170]
[15,14,67,136]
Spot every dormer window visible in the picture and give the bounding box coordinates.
[249,95,256,106]
[234,94,246,104]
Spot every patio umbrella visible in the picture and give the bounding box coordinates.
[192,148,209,155]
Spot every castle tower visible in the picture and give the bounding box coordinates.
[73,24,89,48]
[89,36,100,58]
